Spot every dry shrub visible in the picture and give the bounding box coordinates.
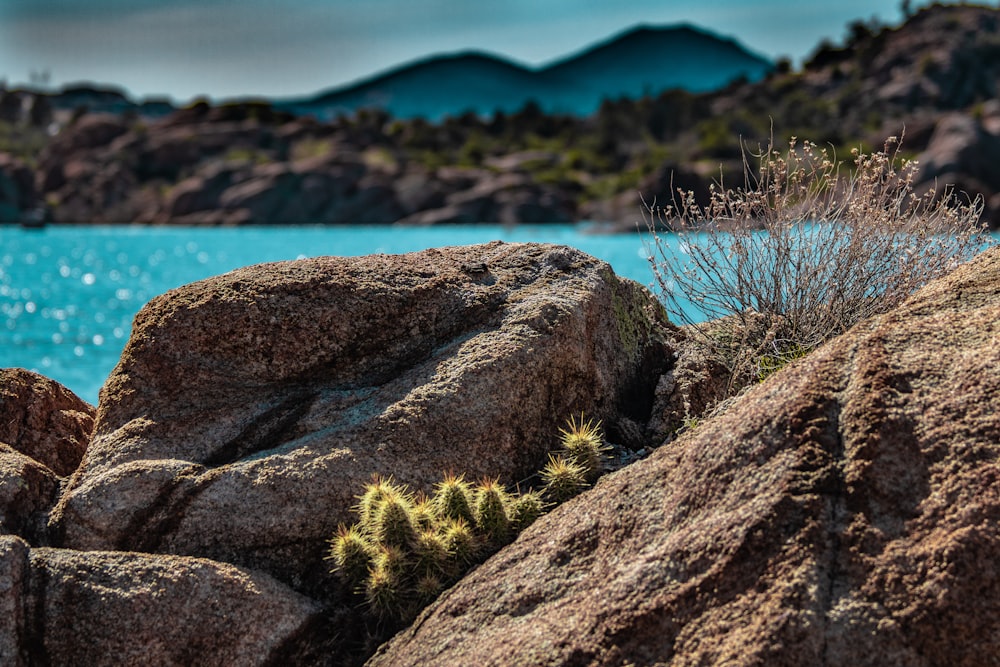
[645,136,991,392]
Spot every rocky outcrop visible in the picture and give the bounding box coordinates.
[0,370,94,542]
[0,535,324,667]
[10,6,1000,227]
[369,246,1000,666]
[0,368,93,477]
[0,376,329,664]
[23,106,586,224]
[51,242,671,599]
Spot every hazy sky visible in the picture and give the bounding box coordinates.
[0,0,933,103]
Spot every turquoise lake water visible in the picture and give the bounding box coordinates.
[1,224,672,405]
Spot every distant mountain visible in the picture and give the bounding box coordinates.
[277,52,574,122]
[276,24,773,120]
[541,24,772,105]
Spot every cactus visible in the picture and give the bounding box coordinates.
[414,528,451,576]
[433,473,475,524]
[362,544,416,621]
[414,573,444,603]
[372,492,419,550]
[329,412,611,624]
[371,543,408,577]
[365,560,404,619]
[411,492,437,531]
[509,490,546,530]
[474,478,511,545]
[356,474,408,533]
[540,453,589,502]
[559,413,609,481]
[441,516,478,565]
[327,524,372,586]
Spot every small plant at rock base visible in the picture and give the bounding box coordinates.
[674,415,701,438]
[327,524,373,586]
[432,473,475,524]
[329,414,618,625]
[558,413,610,481]
[509,490,546,530]
[473,478,512,546]
[755,340,811,381]
[441,517,478,565]
[540,453,589,503]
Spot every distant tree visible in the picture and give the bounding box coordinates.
[28,94,52,127]
[847,19,874,47]
[510,99,544,136]
[804,39,848,70]
[486,109,507,136]
[185,98,211,116]
[400,117,435,148]
[0,91,22,124]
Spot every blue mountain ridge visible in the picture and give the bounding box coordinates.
[276,23,773,121]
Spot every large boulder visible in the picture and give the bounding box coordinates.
[0,535,324,666]
[917,113,1000,183]
[916,112,1000,228]
[397,172,576,225]
[0,369,93,477]
[1,370,94,542]
[218,164,301,222]
[162,163,245,219]
[369,246,1000,666]
[51,242,671,597]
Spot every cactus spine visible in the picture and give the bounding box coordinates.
[540,453,589,502]
[327,524,372,586]
[433,473,475,524]
[474,478,511,545]
[558,413,609,481]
